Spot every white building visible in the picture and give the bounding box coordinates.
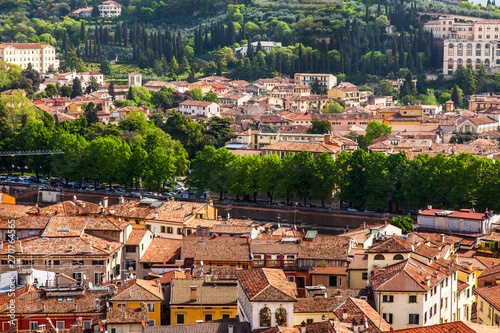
[0,43,59,73]
[98,0,123,17]
[77,71,105,89]
[294,73,338,91]
[178,100,220,117]
[234,41,282,57]
[128,72,142,87]
[417,208,499,235]
[71,7,93,17]
[235,268,296,330]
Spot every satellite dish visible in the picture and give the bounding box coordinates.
[200,260,204,266]
[89,282,93,288]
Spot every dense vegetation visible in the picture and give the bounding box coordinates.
[187,147,500,213]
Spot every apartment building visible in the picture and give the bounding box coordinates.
[98,0,123,17]
[0,43,59,72]
[178,100,220,118]
[294,73,338,91]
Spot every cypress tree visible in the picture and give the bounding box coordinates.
[80,22,86,42]
[123,21,128,47]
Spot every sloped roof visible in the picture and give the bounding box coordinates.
[107,307,149,324]
[333,297,392,333]
[391,321,500,333]
[181,236,251,262]
[479,264,500,278]
[111,279,163,302]
[170,278,237,305]
[140,237,181,264]
[366,236,412,253]
[298,234,351,261]
[235,268,297,302]
[293,297,344,313]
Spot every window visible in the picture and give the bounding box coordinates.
[95,273,103,284]
[73,273,82,282]
[161,226,165,233]
[481,301,484,312]
[177,314,185,324]
[92,260,104,265]
[84,322,91,329]
[22,260,34,265]
[383,313,393,324]
[72,260,84,265]
[409,295,417,303]
[260,307,271,327]
[57,322,64,329]
[496,314,500,326]
[409,314,419,325]
[30,322,38,330]
[425,294,428,301]
[222,314,230,319]
[329,276,337,287]
[382,295,394,303]
[126,245,136,253]
[204,314,213,322]
[393,254,404,260]
[117,304,126,307]
[177,228,183,235]
[434,304,437,314]
[147,303,155,312]
[276,307,287,326]
[148,321,154,327]
[362,272,368,280]
[424,312,427,324]
[374,254,385,260]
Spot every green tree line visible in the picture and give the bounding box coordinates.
[186,147,500,212]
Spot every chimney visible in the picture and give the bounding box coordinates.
[119,196,125,204]
[228,324,234,333]
[84,237,93,253]
[14,239,22,253]
[103,197,108,208]
[109,208,115,215]
[154,212,159,219]
[427,205,432,210]
[192,207,197,216]
[467,262,472,271]
[141,302,147,311]
[343,309,348,320]
[301,321,306,333]
[324,134,332,144]
[190,286,197,301]
[440,234,445,243]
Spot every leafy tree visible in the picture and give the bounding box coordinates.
[365,121,392,145]
[60,85,72,97]
[391,215,414,234]
[143,146,176,192]
[451,85,463,109]
[203,92,219,103]
[0,90,39,132]
[399,71,417,99]
[162,111,205,158]
[45,84,59,97]
[84,102,99,126]
[191,88,203,101]
[151,88,174,110]
[108,82,116,101]
[323,102,343,114]
[311,153,336,206]
[378,80,394,96]
[258,154,281,204]
[60,51,87,72]
[100,59,113,76]
[85,76,100,93]
[463,66,477,95]
[307,117,332,134]
[71,78,83,98]
[92,5,100,17]
[118,110,149,134]
[204,117,235,148]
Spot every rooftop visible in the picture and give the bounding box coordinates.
[181,236,251,262]
[235,268,297,302]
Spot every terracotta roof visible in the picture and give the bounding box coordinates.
[86,217,129,231]
[348,254,368,270]
[32,200,101,216]
[0,234,122,256]
[0,203,34,218]
[299,235,351,261]
[42,216,89,237]
[181,236,251,262]
[157,270,187,284]
[140,237,181,264]
[479,264,500,278]
[170,277,237,305]
[419,209,489,220]
[366,236,412,253]
[310,266,348,275]
[0,216,50,230]
[211,224,253,235]
[412,244,441,259]
[250,235,300,255]
[107,307,149,324]
[390,321,500,332]
[293,297,344,313]
[111,279,163,302]
[407,232,463,248]
[458,280,469,292]
[482,233,500,242]
[0,288,107,315]
[235,268,297,302]
[0,43,47,49]
[370,258,448,292]
[262,141,341,154]
[333,297,392,333]
[126,229,150,245]
[180,100,215,107]
[144,321,251,333]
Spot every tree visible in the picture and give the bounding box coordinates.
[71,78,83,98]
[463,66,477,95]
[451,85,463,109]
[60,50,87,72]
[1,90,40,132]
[45,84,59,97]
[204,117,235,148]
[100,59,113,76]
[399,71,417,99]
[311,153,336,206]
[84,102,99,126]
[323,102,343,114]
[307,117,332,134]
[108,82,116,101]
[258,154,282,204]
[60,85,72,97]
[86,76,100,93]
[390,214,414,234]
[162,111,205,158]
[203,92,219,103]
[365,120,392,145]
[378,80,394,96]
[92,5,100,17]
[310,78,324,95]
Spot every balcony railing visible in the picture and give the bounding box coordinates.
[251,259,296,268]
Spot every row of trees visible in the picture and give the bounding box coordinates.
[187,147,500,212]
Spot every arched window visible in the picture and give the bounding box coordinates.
[393,254,404,260]
[458,59,463,67]
[448,43,454,56]
[275,307,287,326]
[458,43,463,56]
[485,59,490,67]
[476,59,482,69]
[496,59,500,65]
[467,43,472,56]
[476,44,482,56]
[485,44,490,56]
[374,254,385,260]
[260,307,271,327]
[467,58,472,66]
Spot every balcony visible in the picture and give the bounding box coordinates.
[251,259,296,268]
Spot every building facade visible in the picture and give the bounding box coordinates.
[0,43,59,72]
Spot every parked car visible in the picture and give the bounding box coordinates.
[347,207,358,212]
[143,191,154,196]
[113,188,125,193]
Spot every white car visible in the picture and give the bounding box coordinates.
[347,208,358,212]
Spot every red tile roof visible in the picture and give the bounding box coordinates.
[366,236,412,253]
[333,297,392,333]
[235,268,297,302]
[391,321,500,332]
[181,235,251,262]
[419,209,489,220]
